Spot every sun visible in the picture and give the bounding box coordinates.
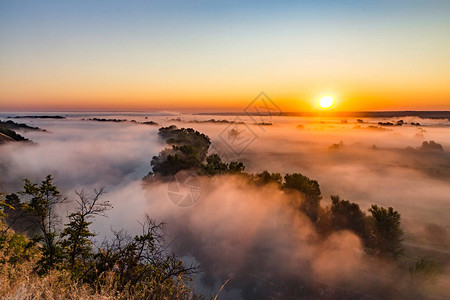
[318,96,335,109]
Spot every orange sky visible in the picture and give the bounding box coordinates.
[1,77,448,112]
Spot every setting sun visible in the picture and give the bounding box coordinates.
[318,96,335,109]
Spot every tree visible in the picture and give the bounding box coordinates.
[330,195,367,240]
[60,189,111,272]
[418,140,444,152]
[228,161,245,174]
[409,257,442,283]
[150,127,211,177]
[252,170,282,187]
[368,205,403,259]
[0,193,27,236]
[20,175,67,271]
[203,154,229,175]
[283,173,322,223]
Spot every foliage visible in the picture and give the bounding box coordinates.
[227,161,246,174]
[0,177,200,299]
[283,173,322,223]
[203,153,229,175]
[315,198,404,259]
[148,125,246,178]
[251,170,283,187]
[0,193,11,219]
[367,205,404,258]
[20,175,67,271]
[151,126,211,176]
[0,227,38,265]
[329,195,368,241]
[409,257,442,283]
[60,189,111,272]
[418,140,444,151]
[0,222,200,299]
[87,217,198,297]
[202,154,246,175]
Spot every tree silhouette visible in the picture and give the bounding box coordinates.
[252,170,282,187]
[330,195,368,241]
[368,205,403,258]
[283,173,322,222]
[150,126,211,177]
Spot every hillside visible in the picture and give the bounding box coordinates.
[0,120,43,132]
[0,124,30,143]
[0,132,15,144]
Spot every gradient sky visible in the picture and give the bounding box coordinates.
[1,0,449,112]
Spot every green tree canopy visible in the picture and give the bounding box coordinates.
[60,189,111,272]
[330,195,367,240]
[368,205,403,259]
[20,175,67,271]
[283,173,322,222]
[151,126,211,177]
[252,170,283,187]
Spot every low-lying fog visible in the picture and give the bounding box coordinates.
[1,112,449,298]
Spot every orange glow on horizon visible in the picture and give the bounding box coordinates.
[1,80,449,112]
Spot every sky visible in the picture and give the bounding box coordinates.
[0,0,449,112]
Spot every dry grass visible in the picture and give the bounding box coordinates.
[0,230,106,299]
[0,228,196,300]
